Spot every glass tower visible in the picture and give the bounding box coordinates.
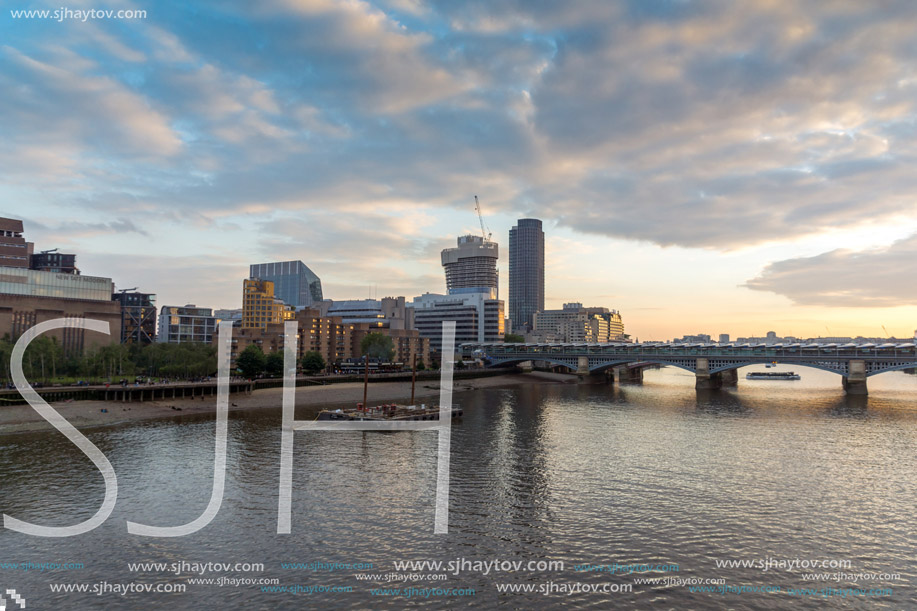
[249,260,323,308]
[508,218,544,332]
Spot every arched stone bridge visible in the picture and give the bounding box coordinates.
[458,341,917,395]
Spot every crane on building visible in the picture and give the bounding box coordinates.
[474,195,492,241]
[40,248,59,254]
[119,287,138,293]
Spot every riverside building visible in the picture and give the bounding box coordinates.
[112,290,157,344]
[0,217,33,269]
[158,305,219,344]
[0,267,121,354]
[533,303,626,343]
[242,278,295,330]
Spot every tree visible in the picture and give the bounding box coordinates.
[360,332,395,362]
[236,344,266,378]
[415,359,425,371]
[504,333,525,343]
[301,351,326,374]
[265,351,285,377]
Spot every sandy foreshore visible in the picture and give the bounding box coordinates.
[0,371,577,435]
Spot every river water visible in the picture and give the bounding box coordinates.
[1,366,915,609]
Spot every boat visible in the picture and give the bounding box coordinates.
[746,371,801,380]
[316,403,463,421]
[317,350,464,421]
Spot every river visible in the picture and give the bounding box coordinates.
[1,366,915,609]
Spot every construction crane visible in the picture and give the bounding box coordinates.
[474,195,492,241]
[882,325,890,338]
[119,287,138,293]
[40,248,59,254]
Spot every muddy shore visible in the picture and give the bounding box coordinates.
[0,371,577,434]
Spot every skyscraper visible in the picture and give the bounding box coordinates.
[509,218,544,332]
[249,260,323,308]
[440,235,499,298]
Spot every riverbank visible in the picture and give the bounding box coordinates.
[0,371,576,434]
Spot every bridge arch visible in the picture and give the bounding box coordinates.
[485,357,579,372]
[587,359,697,375]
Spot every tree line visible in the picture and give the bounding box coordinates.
[0,335,217,383]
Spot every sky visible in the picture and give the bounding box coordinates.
[1,0,916,341]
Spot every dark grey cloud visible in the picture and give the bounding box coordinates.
[744,234,917,307]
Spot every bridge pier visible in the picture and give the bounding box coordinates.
[695,358,721,390]
[576,356,590,377]
[518,360,534,373]
[842,360,868,395]
[614,365,644,383]
[720,369,738,386]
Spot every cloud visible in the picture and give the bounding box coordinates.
[0,46,181,158]
[5,0,917,273]
[744,234,917,307]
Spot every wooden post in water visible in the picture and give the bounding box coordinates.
[363,354,369,410]
[410,352,417,406]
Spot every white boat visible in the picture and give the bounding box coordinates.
[746,371,801,380]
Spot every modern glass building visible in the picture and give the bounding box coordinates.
[508,218,544,332]
[249,260,323,308]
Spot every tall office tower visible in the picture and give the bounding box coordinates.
[441,235,499,298]
[0,217,34,268]
[249,260,323,308]
[508,218,544,332]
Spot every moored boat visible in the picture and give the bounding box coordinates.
[316,403,463,421]
[746,371,801,380]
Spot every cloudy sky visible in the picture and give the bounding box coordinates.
[2,0,916,340]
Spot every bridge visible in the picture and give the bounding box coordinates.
[458,341,917,394]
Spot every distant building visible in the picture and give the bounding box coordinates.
[719,333,730,343]
[249,260,323,308]
[441,235,499,298]
[350,324,429,367]
[410,292,504,353]
[223,307,349,372]
[214,308,243,327]
[534,303,626,342]
[30,251,78,274]
[508,219,544,332]
[112,291,157,344]
[158,305,218,344]
[242,279,294,330]
[0,217,34,269]
[323,296,414,330]
[0,267,120,354]
[676,334,712,343]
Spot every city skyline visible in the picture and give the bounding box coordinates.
[3,2,917,340]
